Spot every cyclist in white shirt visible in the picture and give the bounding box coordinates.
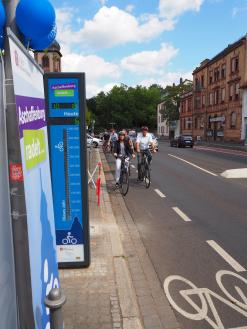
[136,126,156,180]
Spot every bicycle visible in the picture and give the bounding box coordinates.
[138,150,151,189]
[118,155,130,196]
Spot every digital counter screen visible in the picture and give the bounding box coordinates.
[52,103,77,109]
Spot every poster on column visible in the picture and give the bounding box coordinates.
[8,34,59,329]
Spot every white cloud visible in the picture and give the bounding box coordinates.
[139,71,192,88]
[62,53,121,97]
[159,0,204,19]
[121,43,179,75]
[80,7,174,49]
[232,4,247,17]
[99,0,107,5]
[86,82,118,98]
[125,4,135,13]
[62,53,120,82]
[56,6,174,51]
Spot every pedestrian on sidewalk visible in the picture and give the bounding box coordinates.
[114,131,135,186]
[108,129,118,152]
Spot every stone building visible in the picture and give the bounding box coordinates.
[188,35,247,143]
[34,41,62,73]
[157,101,169,138]
[180,90,193,137]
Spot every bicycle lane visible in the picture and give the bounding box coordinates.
[114,149,247,329]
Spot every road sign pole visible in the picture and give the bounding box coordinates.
[3,1,35,328]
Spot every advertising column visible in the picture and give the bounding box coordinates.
[8,33,59,329]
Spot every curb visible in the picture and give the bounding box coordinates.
[95,149,144,329]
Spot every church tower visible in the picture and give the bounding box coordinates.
[34,41,62,73]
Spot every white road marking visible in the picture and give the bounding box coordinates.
[164,271,247,328]
[207,240,246,273]
[172,207,192,222]
[131,164,136,169]
[221,168,247,179]
[154,189,166,198]
[168,154,218,177]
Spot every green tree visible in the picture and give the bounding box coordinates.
[87,84,164,132]
[161,81,193,124]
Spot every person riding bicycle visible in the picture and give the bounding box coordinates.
[136,126,156,180]
[122,129,134,151]
[108,129,118,152]
[113,131,135,186]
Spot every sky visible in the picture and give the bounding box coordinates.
[51,0,247,98]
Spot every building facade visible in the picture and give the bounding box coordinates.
[157,101,169,137]
[34,41,62,73]
[180,91,193,137]
[180,35,247,143]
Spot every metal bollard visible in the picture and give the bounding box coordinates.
[45,288,66,329]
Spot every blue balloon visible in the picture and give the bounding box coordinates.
[16,0,55,39]
[29,25,57,51]
[0,1,6,29]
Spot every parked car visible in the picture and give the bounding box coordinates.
[87,134,103,148]
[150,133,159,152]
[170,135,194,148]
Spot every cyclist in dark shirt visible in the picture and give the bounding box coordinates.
[113,131,135,186]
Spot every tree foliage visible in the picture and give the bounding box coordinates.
[160,81,193,124]
[87,84,164,132]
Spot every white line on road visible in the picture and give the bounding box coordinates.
[172,207,192,222]
[168,154,218,177]
[131,164,136,169]
[221,168,247,179]
[154,189,166,198]
[207,240,246,272]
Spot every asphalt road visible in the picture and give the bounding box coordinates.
[106,141,247,329]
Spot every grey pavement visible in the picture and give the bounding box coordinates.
[60,147,178,329]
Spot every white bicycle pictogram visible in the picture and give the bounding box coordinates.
[62,232,77,245]
[55,141,64,152]
[164,270,247,329]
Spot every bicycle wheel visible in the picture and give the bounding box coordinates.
[144,164,151,188]
[120,170,129,196]
[139,163,144,181]
[216,270,247,310]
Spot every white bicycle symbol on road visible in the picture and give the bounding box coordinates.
[62,232,77,245]
[164,270,247,329]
